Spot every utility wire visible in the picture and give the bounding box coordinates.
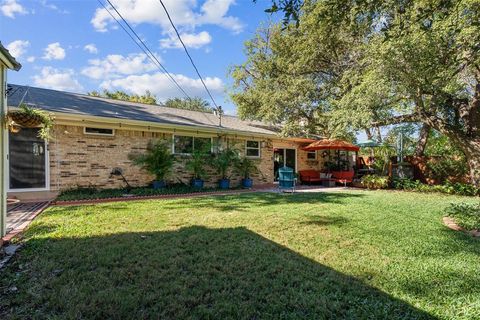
[157,0,220,109]
[98,0,191,99]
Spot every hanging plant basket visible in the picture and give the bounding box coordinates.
[8,110,43,127]
[7,104,54,140]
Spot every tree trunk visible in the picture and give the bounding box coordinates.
[460,138,480,186]
[414,124,430,156]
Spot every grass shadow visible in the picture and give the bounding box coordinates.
[1,226,434,319]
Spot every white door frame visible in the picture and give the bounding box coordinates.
[273,147,297,182]
[7,130,50,192]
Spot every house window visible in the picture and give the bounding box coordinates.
[245,140,260,158]
[307,151,316,160]
[173,135,212,154]
[84,127,114,136]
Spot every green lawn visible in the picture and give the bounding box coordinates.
[1,190,479,319]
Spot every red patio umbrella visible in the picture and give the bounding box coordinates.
[302,139,360,152]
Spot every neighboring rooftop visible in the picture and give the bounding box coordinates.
[7,84,280,136]
[0,42,22,71]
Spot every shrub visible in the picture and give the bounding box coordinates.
[445,202,480,230]
[128,140,175,181]
[393,178,480,196]
[235,156,259,179]
[360,175,389,189]
[212,148,239,179]
[185,148,211,180]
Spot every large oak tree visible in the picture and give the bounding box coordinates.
[231,0,480,185]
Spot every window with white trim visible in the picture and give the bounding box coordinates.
[173,135,212,154]
[84,127,114,136]
[307,151,316,160]
[245,140,260,158]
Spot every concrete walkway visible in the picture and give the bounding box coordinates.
[3,201,50,244]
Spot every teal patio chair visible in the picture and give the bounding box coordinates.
[278,166,296,193]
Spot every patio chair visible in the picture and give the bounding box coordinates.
[278,166,296,193]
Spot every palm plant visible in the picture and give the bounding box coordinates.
[235,156,259,179]
[212,148,239,189]
[128,140,174,188]
[235,156,259,188]
[212,148,239,179]
[185,145,211,188]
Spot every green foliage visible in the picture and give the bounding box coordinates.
[423,130,468,183]
[88,90,157,105]
[235,156,259,179]
[185,146,211,180]
[164,97,213,113]
[128,140,174,181]
[212,148,239,179]
[360,175,389,190]
[393,178,480,197]
[56,184,222,201]
[446,202,480,231]
[234,0,480,184]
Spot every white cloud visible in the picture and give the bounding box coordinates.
[160,31,212,49]
[42,42,66,60]
[100,72,224,101]
[6,40,29,59]
[91,0,243,41]
[81,53,157,80]
[84,43,98,54]
[39,0,68,14]
[1,0,28,18]
[26,56,35,62]
[33,67,83,92]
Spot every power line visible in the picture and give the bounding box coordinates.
[98,0,191,99]
[157,0,220,109]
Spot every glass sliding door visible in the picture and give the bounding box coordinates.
[9,128,47,190]
[273,148,296,181]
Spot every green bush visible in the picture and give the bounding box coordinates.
[393,178,480,196]
[360,175,389,189]
[128,140,175,182]
[445,202,480,230]
[57,184,226,201]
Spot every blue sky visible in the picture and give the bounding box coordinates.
[1,0,277,115]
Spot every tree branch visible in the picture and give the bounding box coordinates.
[371,113,421,127]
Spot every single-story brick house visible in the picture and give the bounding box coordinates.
[7,84,351,200]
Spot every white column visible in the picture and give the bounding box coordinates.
[0,66,6,237]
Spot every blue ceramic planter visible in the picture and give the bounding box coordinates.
[191,179,204,188]
[219,179,230,189]
[152,180,166,189]
[242,178,253,189]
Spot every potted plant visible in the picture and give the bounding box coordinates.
[128,139,174,189]
[212,148,238,189]
[235,156,259,188]
[7,103,54,140]
[185,147,210,188]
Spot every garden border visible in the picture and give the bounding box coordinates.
[52,186,274,206]
[443,216,480,237]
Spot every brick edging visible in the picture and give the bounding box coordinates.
[443,216,480,237]
[52,188,271,206]
[2,202,51,245]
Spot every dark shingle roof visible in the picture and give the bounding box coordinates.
[0,42,22,71]
[7,84,279,136]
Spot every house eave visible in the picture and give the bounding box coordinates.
[48,111,281,139]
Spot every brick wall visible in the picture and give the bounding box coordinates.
[48,125,277,190]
